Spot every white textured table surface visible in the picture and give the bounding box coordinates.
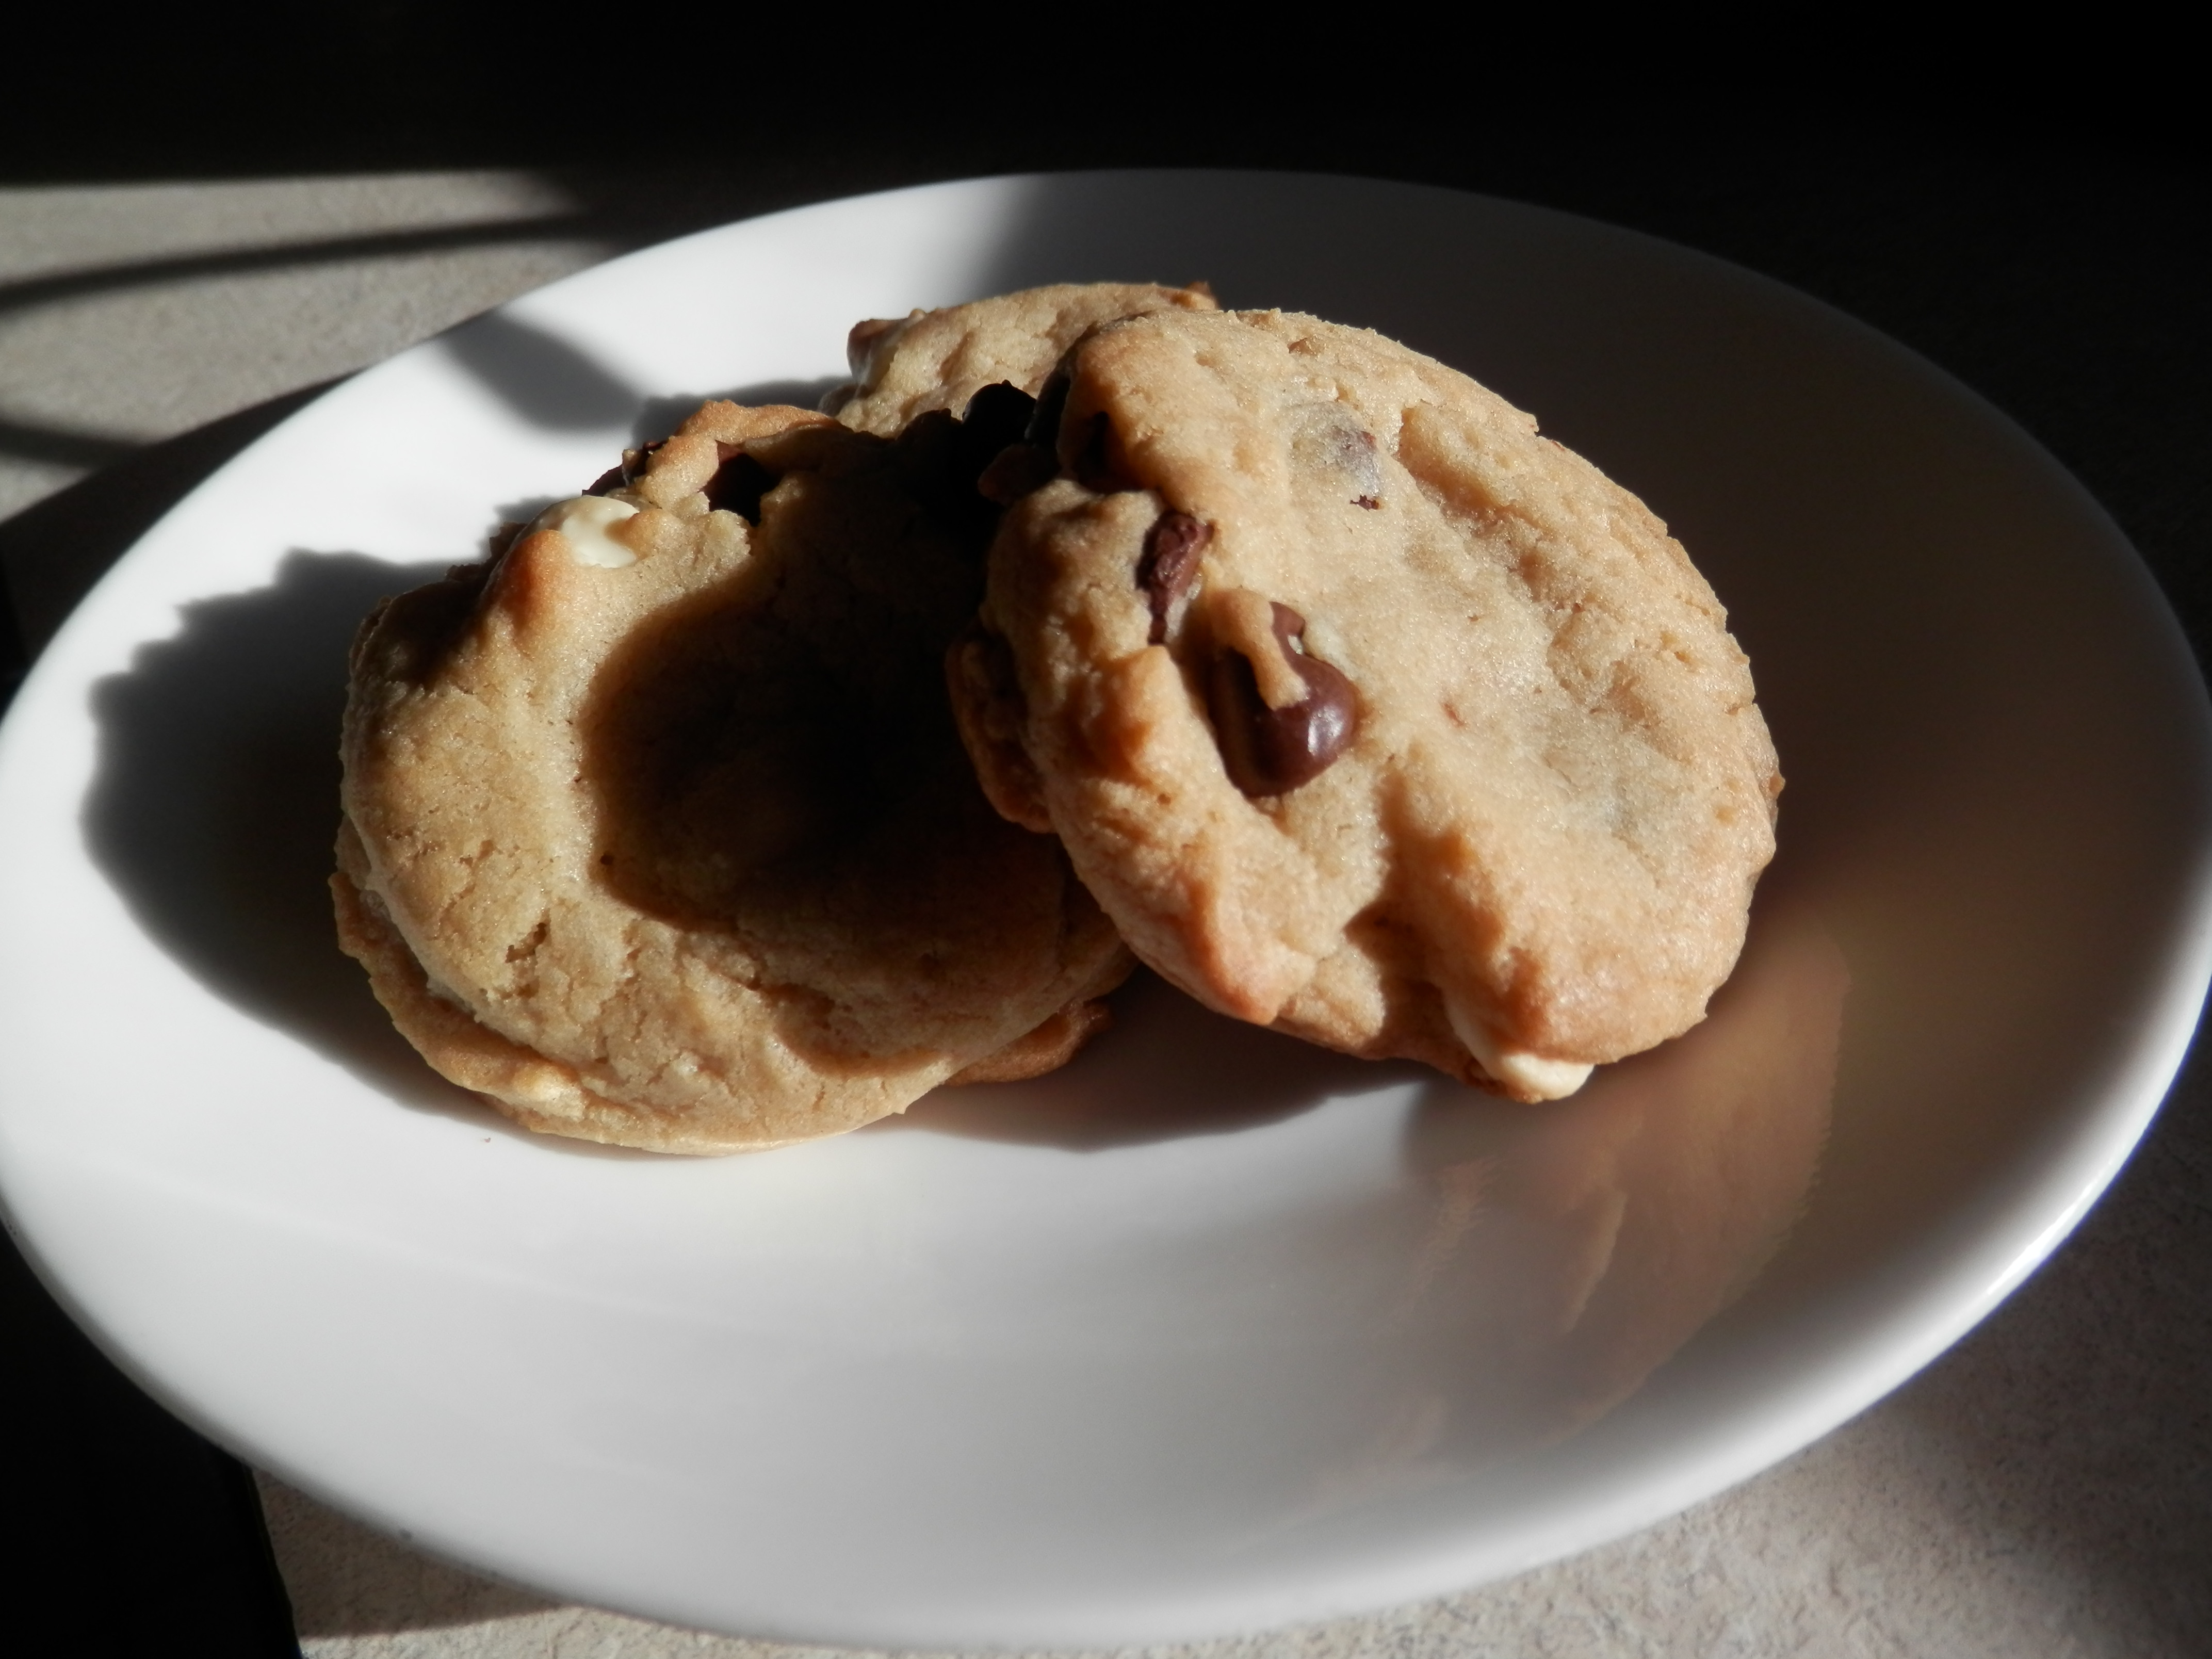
[3,172,2207,1658]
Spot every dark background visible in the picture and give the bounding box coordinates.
[2,30,2206,1655]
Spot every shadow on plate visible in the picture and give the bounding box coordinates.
[435,303,844,445]
[1409,897,1847,1455]
[75,546,1353,1159]
[436,313,637,433]
[77,548,579,1150]
[0,384,332,653]
[883,968,1427,1150]
[1232,898,1850,1533]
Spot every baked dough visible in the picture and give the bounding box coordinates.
[955,309,1780,1100]
[336,400,1127,1152]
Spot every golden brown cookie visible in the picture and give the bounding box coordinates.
[954,310,1780,1101]
[336,400,1129,1153]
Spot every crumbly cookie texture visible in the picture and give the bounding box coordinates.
[336,399,1128,1153]
[830,282,1216,436]
[956,310,1781,1101]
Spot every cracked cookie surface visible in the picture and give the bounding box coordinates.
[829,281,1216,436]
[336,400,1128,1152]
[954,309,1780,1100]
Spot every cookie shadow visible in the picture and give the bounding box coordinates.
[882,969,1424,1150]
[77,548,551,1143]
[73,543,1402,1159]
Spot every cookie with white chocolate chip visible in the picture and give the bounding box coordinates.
[953,308,1781,1100]
[335,398,1129,1153]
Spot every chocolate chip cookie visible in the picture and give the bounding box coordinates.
[953,309,1781,1100]
[336,399,1129,1152]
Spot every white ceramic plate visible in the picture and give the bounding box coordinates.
[2,173,2207,1649]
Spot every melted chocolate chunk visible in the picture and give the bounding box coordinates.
[705,445,778,523]
[1137,511,1210,643]
[1206,603,1359,797]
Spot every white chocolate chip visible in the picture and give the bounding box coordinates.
[534,495,640,568]
[1444,996,1596,1100]
[1488,1051,1596,1101]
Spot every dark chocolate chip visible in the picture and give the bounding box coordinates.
[917,375,1059,508]
[953,387,1038,500]
[1354,495,1381,510]
[1026,371,1070,451]
[1137,511,1210,643]
[961,382,1037,467]
[1206,603,1360,797]
[706,447,778,523]
[894,406,1005,536]
[1070,411,1136,493]
[884,385,1055,538]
